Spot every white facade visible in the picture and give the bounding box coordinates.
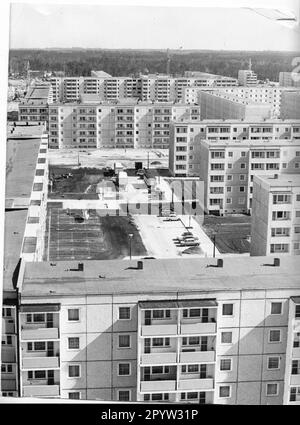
[251,174,300,256]
[238,70,258,86]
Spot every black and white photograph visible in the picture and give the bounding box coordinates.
[1,0,300,413]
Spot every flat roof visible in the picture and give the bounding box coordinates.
[5,138,41,200]
[7,123,46,139]
[3,209,28,294]
[173,119,300,125]
[50,100,193,107]
[20,256,300,298]
[254,174,300,187]
[201,139,300,148]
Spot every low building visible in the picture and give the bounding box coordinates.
[14,256,300,404]
[251,174,300,256]
[199,91,271,121]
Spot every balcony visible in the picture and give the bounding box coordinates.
[2,319,15,334]
[141,324,178,336]
[180,322,217,335]
[21,328,59,340]
[140,352,177,365]
[179,350,215,364]
[290,375,300,385]
[140,380,176,392]
[293,320,300,333]
[292,348,300,359]
[22,357,60,370]
[178,378,214,391]
[23,385,60,397]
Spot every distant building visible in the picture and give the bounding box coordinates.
[280,90,300,119]
[238,70,258,86]
[19,83,53,124]
[251,174,300,256]
[279,72,300,88]
[198,91,271,121]
[183,86,289,119]
[49,72,238,103]
[48,100,201,150]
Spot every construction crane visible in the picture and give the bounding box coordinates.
[166,47,183,76]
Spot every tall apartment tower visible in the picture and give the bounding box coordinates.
[251,174,300,256]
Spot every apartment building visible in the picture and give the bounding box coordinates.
[1,127,49,397]
[281,90,300,119]
[279,72,300,88]
[198,91,272,121]
[19,83,53,124]
[184,86,298,119]
[14,256,300,404]
[238,69,258,86]
[197,140,300,215]
[49,73,238,103]
[251,174,300,257]
[48,100,201,150]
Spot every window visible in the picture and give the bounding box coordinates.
[266,383,279,396]
[68,337,80,350]
[222,304,233,316]
[68,309,79,321]
[239,186,245,192]
[220,359,232,371]
[1,364,13,373]
[269,330,281,343]
[296,305,300,319]
[119,307,131,320]
[68,365,80,378]
[271,302,282,315]
[221,332,232,344]
[118,335,130,348]
[152,337,170,347]
[118,390,131,401]
[68,392,81,400]
[267,357,280,370]
[219,386,231,398]
[118,363,131,376]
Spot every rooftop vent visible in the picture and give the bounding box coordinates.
[217,258,223,268]
[274,258,280,267]
[78,263,84,271]
[137,261,143,270]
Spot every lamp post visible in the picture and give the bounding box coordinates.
[129,233,133,260]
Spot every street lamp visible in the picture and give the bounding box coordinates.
[128,233,133,260]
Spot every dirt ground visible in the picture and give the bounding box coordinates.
[202,215,251,254]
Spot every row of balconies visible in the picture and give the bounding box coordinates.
[140,349,215,365]
[140,378,214,393]
[141,322,216,336]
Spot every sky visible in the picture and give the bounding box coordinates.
[9,2,300,51]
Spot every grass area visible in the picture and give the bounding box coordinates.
[203,214,251,254]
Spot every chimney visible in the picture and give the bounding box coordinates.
[137,261,143,270]
[274,258,280,267]
[217,258,223,268]
[78,263,84,271]
[274,174,278,179]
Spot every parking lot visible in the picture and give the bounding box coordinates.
[44,207,147,261]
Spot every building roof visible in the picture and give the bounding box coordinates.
[254,174,300,188]
[90,70,112,78]
[23,84,52,105]
[7,122,46,139]
[5,137,41,203]
[20,256,300,298]
[173,118,300,125]
[3,209,28,295]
